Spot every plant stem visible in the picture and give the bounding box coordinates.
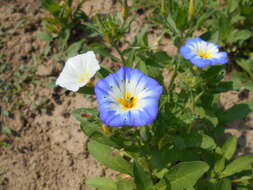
[136,130,153,176]
[160,0,165,14]
[232,176,253,183]
[168,57,179,102]
[188,91,195,133]
[113,43,126,65]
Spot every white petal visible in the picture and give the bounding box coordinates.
[56,51,100,91]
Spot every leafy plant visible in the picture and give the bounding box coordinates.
[50,0,253,189]
[38,0,89,59]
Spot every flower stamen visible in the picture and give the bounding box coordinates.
[198,50,213,59]
[79,72,90,83]
[118,92,138,110]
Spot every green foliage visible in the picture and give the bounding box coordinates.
[38,0,89,59]
[217,101,253,124]
[87,177,117,190]
[165,161,209,190]
[0,56,41,113]
[221,156,253,178]
[48,0,253,189]
[133,162,153,190]
[88,141,133,176]
[222,136,237,160]
[87,177,135,190]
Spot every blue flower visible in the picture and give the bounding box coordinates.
[180,37,228,68]
[95,67,163,127]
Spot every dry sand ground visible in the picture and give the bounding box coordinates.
[0,0,252,190]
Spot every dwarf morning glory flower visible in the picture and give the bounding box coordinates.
[180,37,228,68]
[56,51,100,92]
[95,67,163,127]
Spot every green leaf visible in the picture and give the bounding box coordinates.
[166,16,179,35]
[151,148,198,170]
[133,26,149,48]
[216,179,231,190]
[133,162,153,190]
[236,59,253,77]
[197,179,232,190]
[217,102,253,124]
[228,30,252,43]
[210,31,219,44]
[1,126,12,134]
[176,132,216,150]
[116,179,135,190]
[165,161,209,190]
[72,108,120,147]
[214,157,225,174]
[88,141,133,176]
[213,81,233,93]
[97,65,113,78]
[143,51,171,68]
[36,31,52,43]
[222,135,237,160]
[136,60,148,75]
[90,43,120,62]
[228,0,239,13]
[41,0,62,16]
[65,40,84,57]
[124,49,136,67]
[72,108,98,123]
[77,86,94,95]
[153,179,166,190]
[58,29,70,50]
[221,155,253,177]
[231,72,253,91]
[86,177,117,190]
[0,142,10,147]
[194,106,218,127]
[80,122,119,148]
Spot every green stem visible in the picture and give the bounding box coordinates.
[160,0,167,15]
[187,121,194,134]
[232,176,253,183]
[168,57,179,102]
[113,43,126,65]
[136,130,153,176]
[188,91,195,133]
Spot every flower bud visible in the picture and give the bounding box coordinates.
[188,0,195,18]
[121,7,128,20]
[101,124,112,134]
[192,66,198,70]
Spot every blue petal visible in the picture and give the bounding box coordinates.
[95,67,163,127]
[180,46,194,60]
[139,76,163,95]
[216,52,228,64]
[180,37,203,60]
[113,67,126,82]
[186,37,202,45]
[180,37,228,68]
[127,68,145,82]
[191,56,211,68]
[132,110,151,126]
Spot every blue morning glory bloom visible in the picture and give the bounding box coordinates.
[95,67,163,127]
[180,37,228,68]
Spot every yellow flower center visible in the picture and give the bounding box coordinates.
[79,72,90,83]
[118,92,138,110]
[198,50,213,59]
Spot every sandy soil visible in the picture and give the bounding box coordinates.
[0,0,252,190]
[0,0,117,189]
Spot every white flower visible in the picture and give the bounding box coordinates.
[56,51,100,92]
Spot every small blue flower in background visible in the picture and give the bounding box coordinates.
[180,37,228,68]
[95,67,163,127]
